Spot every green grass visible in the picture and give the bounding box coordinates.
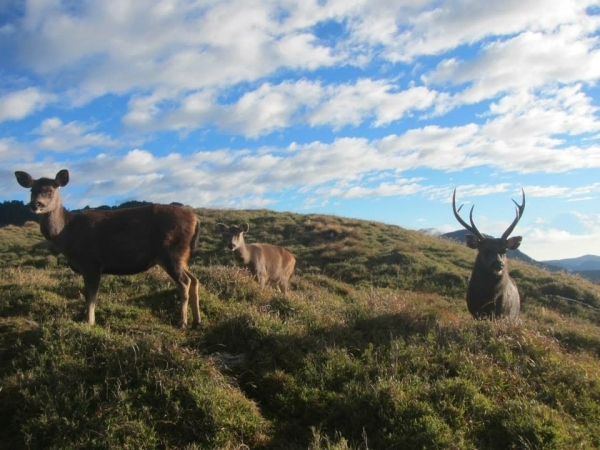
[1,209,600,449]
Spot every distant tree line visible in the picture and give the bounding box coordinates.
[0,201,36,226]
[0,200,185,227]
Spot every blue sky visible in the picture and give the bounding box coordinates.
[1,0,600,261]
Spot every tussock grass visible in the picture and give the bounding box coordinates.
[1,209,600,449]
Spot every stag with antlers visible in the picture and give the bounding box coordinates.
[452,189,525,321]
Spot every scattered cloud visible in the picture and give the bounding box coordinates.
[1,0,600,260]
[0,88,56,122]
[33,118,121,152]
[524,183,600,199]
[525,227,600,261]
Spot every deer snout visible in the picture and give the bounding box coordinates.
[227,243,235,250]
[29,201,44,212]
[490,259,505,273]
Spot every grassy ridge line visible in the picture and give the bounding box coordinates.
[0,209,599,449]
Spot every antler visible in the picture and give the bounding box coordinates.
[501,188,526,240]
[452,189,484,240]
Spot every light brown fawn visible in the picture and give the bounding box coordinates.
[216,222,296,295]
[452,189,525,321]
[15,169,201,328]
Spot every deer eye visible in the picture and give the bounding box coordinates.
[34,186,53,195]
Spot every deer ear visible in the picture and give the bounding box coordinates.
[465,234,479,249]
[15,171,34,188]
[55,169,69,187]
[506,236,522,250]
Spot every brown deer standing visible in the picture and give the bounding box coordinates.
[452,189,525,321]
[15,169,201,328]
[216,222,296,295]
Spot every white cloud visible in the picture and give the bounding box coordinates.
[308,79,438,130]
[4,0,599,137]
[0,137,32,165]
[11,0,341,104]
[525,227,600,261]
[424,28,600,108]
[450,183,513,200]
[0,88,56,122]
[218,80,322,137]
[524,183,600,200]
[8,113,600,209]
[122,91,168,128]
[18,122,600,208]
[123,78,440,136]
[33,118,120,152]
[385,0,598,62]
[322,180,424,199]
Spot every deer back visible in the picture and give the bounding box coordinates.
[63,205,200,275]
[245,242,296,281]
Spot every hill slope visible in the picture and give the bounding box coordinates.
[542,255,600,282]
[1,209,600,449]
[543,254,600,271]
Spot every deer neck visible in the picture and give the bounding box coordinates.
[234,241,252,265]
[39,206,71,247]
[471,263,508,292]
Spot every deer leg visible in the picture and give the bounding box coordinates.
[82,272,101,325]
[259,276,267,290]
[256,269,267,290]
[280,279,288,297]
[163,262,192,328]
[184,268,201,327]
[281,269,293,297]
[177,272,192,329]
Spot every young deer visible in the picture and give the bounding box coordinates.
[15,169,201,328]
[452,189,525,321]
[216,222,296,295]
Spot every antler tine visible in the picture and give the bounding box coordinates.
[501,188,526,240]
[468,204,484,240]
[452,189,484,239]
[468,205,484,239]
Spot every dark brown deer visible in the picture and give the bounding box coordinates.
[216,222,296,295]
[15,169,201,328]
[452,189,525,321]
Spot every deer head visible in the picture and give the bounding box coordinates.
[452,189,525,276]
[216,222,250,251]
[15,169,70,214]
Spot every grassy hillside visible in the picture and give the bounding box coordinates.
[1,209,599,449]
